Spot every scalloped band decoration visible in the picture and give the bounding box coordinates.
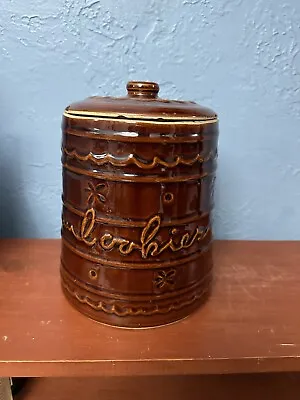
[63,147,216,169]
[61,275,209,317]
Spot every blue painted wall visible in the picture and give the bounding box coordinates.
[0,0,299,239]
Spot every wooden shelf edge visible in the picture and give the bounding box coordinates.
[2,357,300,378]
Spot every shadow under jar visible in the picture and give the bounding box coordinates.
[60,81,219,328]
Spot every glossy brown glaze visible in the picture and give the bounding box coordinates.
[60,81,219,328]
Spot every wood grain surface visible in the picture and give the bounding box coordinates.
[1,239,300,377]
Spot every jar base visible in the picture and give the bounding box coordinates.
[60,267,212,329]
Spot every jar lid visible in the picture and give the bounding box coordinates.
[64,81,217,122]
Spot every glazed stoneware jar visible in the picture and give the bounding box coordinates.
[61,81,219,328]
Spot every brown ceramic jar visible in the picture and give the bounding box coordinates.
[60,81,219,328]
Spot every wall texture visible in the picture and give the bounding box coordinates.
[0,0,299,239]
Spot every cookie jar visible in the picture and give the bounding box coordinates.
[60,81,219,328]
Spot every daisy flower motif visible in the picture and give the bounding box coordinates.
[154,269,176,290]
[85,182,106,207]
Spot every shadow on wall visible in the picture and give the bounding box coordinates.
[212,150,231,240]
[0,99,35,237]
[0,135,22,237]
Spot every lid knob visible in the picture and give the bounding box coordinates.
[127,81,159,99]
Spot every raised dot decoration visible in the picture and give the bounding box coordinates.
[89,269,98,280]
[163,192,174,205]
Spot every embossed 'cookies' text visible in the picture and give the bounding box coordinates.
[63,208,96,246]
[63,209,210,259]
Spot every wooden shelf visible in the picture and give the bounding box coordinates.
[1,239,300,377]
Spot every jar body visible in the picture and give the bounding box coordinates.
[61,116,218,328]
